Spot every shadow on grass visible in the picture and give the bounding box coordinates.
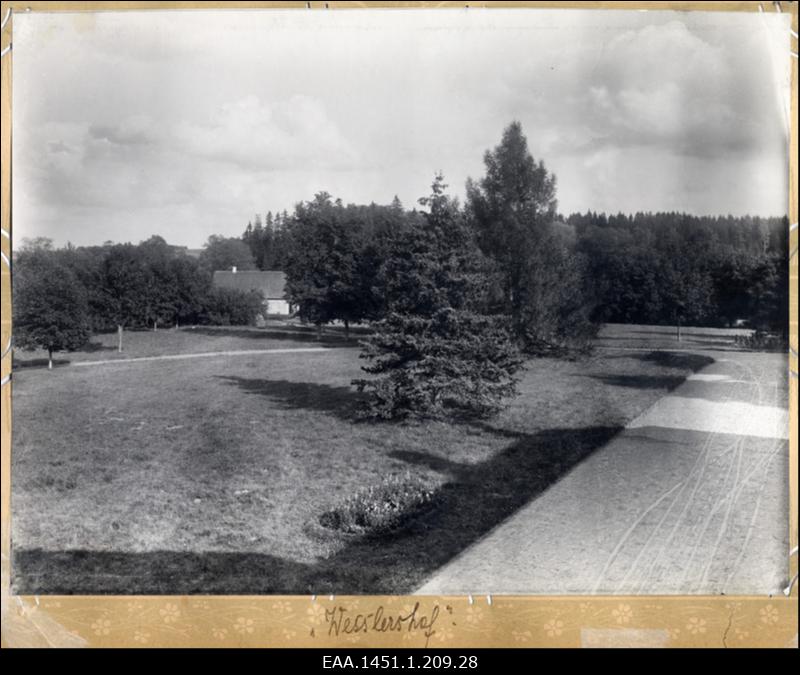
[13,341,114,370]
[592,350,717,372]
[84,340,117,353]
[12,425,621,595]
[186,326,361,347]
[215,375,365,421]
[584,374,686,390]
[12,357,72,370]
[637,351,715,372]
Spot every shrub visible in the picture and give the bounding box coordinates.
[318,472,439,535]
[201,287,264,326]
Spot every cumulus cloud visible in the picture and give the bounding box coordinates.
[88,116,157,147]
[175,95,359,171]
[21,93,358,217]
[11,9,791,246]
[534,20,777,159]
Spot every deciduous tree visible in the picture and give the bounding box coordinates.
[14,250,91,369]
[98,244,150,352]
[284,193,368,337]
[199,235,257,273]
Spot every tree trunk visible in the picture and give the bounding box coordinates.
[48,348,53,370]
[676,318,682,342]
[153,320,158,332]
[117,324,124,352]
[316,323,323,341]
[344,319,350,339]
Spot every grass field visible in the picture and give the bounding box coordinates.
[12,322,362,368]
[595,323,754,350]
[11,322,728,594]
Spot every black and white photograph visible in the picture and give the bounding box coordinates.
[9,7,793,596]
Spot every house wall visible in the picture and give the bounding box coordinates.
[265,299,291,316]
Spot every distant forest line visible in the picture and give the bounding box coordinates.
[14,121,790,382]
[235,206,788,333]
[17,205,789,337]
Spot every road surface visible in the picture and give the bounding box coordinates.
[416,349,790,595]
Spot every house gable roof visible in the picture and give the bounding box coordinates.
[212,270,287,299]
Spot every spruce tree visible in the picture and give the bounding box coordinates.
[353,175,522,420]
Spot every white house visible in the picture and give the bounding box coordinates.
[212,269,292,316]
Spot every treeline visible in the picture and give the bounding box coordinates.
[273,122,788,418]
[272,202,789,341]
[237,175,788,342]
[13,120,789,420]
[282,122,600,418]
[241,211,293,270]
[13,236,264,365]
[570,211,788,333]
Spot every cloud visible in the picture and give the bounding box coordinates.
[88,116,156,147]
[518,19,780,161]
[20,94,358,215]
[11,10,790,247]
[175,95,359,172]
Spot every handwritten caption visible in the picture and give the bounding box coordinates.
[320,602,443,644]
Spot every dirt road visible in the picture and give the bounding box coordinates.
[416,349,790,595]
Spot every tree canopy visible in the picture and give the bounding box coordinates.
[13,250,91,368]
[11,119,789,389]
[353,175,523,420]
[467,121,596,353]
[199,235,257,273]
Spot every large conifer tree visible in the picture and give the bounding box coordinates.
[467,121,596,354]
[353,175,522,420]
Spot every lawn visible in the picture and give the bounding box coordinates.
[12,321,363,368]
[11,324,718,594]
[595,323,753,350]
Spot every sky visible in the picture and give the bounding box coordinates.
[12,8,793,248]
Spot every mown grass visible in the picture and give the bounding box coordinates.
[12,325,716,594]
[596,323,753,351]
[12,320,360,368]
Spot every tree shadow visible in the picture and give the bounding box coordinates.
[370,425,621,591]
[12,357,71,370]
[583,374,686,390]
[637,351,715,372]
[11,548,313,595]
[83,340,117,353]
[589,350,716,372]
[11,425,621,595]
[186,326,358,347]
[215,375,365,421]
[13,340,114,370]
